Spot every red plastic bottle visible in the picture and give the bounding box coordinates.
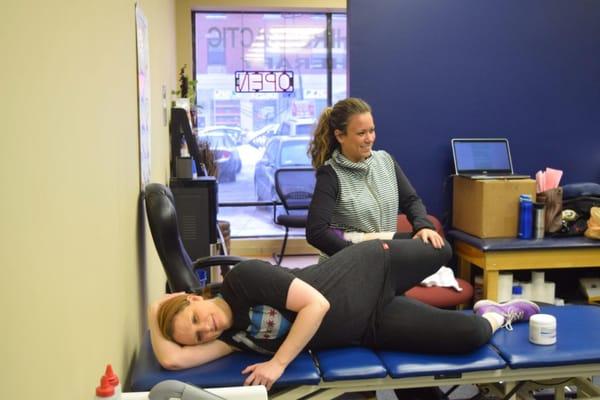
[104,364,121,398]
[95,375,116,399]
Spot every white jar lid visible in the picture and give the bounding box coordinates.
[530,314,556,326]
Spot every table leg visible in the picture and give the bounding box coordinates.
[483,270,499,301]
[457,257,472,283]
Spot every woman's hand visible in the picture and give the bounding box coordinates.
[243,278,329,390]
[242,358,286,390]
[413,228,444,249]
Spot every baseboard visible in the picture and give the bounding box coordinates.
[231,237,318,257]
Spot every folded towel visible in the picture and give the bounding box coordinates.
[421,266,463,291]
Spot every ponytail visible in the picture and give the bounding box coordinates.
[308,98,372,168]
[309,107,334,168]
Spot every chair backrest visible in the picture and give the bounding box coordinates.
[396,214,445,237]
[274,167,316,212]
[144,183,204,293]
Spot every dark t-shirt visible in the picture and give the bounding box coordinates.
[218,240,393,354]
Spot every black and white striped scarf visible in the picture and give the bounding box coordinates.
[326,149,399,234]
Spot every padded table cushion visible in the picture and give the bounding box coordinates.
[491,305,600,368]
[130,306,600,392]
[377,345,506,378]
[130,332,320,391]
[448,230,600,251]
[313,347,387,381]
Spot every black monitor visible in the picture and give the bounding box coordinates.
[169,107,206,178]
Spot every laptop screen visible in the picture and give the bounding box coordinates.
[452,138,513,174]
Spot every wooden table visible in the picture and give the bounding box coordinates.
[449,230,600,301]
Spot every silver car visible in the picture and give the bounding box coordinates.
[254,136,312,201]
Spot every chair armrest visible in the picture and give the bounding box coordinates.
[191,256,246,297]
[192,255,246,270]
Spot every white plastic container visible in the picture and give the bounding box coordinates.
[531,271,545,302]
[521,282,533,300]
[544,282,556,304]
[529,314,557,345]
[498,273,513,302]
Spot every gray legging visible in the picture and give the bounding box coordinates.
[373,237,492,354]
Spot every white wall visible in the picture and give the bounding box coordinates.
[0,1,175,398]
[0,1,343,398]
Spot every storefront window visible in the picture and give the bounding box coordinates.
[192,12,346,237]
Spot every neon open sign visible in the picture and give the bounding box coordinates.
[235,71,294,93]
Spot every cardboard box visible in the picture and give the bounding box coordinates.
[452,176,536,238]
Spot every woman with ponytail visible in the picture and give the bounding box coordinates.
[306,97,445,263]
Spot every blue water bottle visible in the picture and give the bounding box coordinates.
[518,194,533,239]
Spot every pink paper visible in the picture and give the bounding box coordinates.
[535,170,543,192]
[535,167,563,192]
[545,167,563,189]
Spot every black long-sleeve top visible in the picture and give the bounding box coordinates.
[306,161,434,257]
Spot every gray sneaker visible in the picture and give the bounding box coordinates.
[474,299,540,330]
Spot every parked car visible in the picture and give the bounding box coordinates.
[199,125,244,145]
[196,132,242,182]
[275,118,315,136]
[246,123,280,148]
[247,119,316,149]
[254,136,312,201]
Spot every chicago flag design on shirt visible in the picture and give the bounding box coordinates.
[248,305,291,339]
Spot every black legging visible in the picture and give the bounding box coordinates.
[373,238,492,354]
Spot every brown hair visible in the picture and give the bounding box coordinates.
[309,97,372,168]
[157,294,191,342]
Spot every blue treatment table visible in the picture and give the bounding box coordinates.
[449,230,600,301]
[130,305,600,399]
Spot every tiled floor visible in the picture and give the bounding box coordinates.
[254,254,318,268]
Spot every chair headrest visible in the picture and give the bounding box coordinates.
[144,183,203,293]
[274,168,316,210]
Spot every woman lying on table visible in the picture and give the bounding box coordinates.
[149,240,539,390]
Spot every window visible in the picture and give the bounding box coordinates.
[192,12,347,237]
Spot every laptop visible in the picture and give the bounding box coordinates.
[451,138,530,180]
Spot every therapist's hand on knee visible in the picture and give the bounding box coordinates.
[413,228,444,249]
[344,231,395,243]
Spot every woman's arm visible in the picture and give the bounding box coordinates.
[242,278,330,390]
[393,160,444,247]
[306,166,352,256]
[148,294,234,370]
[393,160,435,233]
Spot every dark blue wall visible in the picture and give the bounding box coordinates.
[349,0,600,225]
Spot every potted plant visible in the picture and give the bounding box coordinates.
[172,64,201,126]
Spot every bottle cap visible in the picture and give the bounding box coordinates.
[96,375,115,397]
[512,285,523,295]
[104,364,120,386]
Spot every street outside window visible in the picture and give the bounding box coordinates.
[192,12,347,237]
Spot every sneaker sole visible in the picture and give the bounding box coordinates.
[474,299,540,313]
[473,299,499,312]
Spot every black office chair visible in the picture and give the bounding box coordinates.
[273,167,316,265]
[144,183,244,295]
